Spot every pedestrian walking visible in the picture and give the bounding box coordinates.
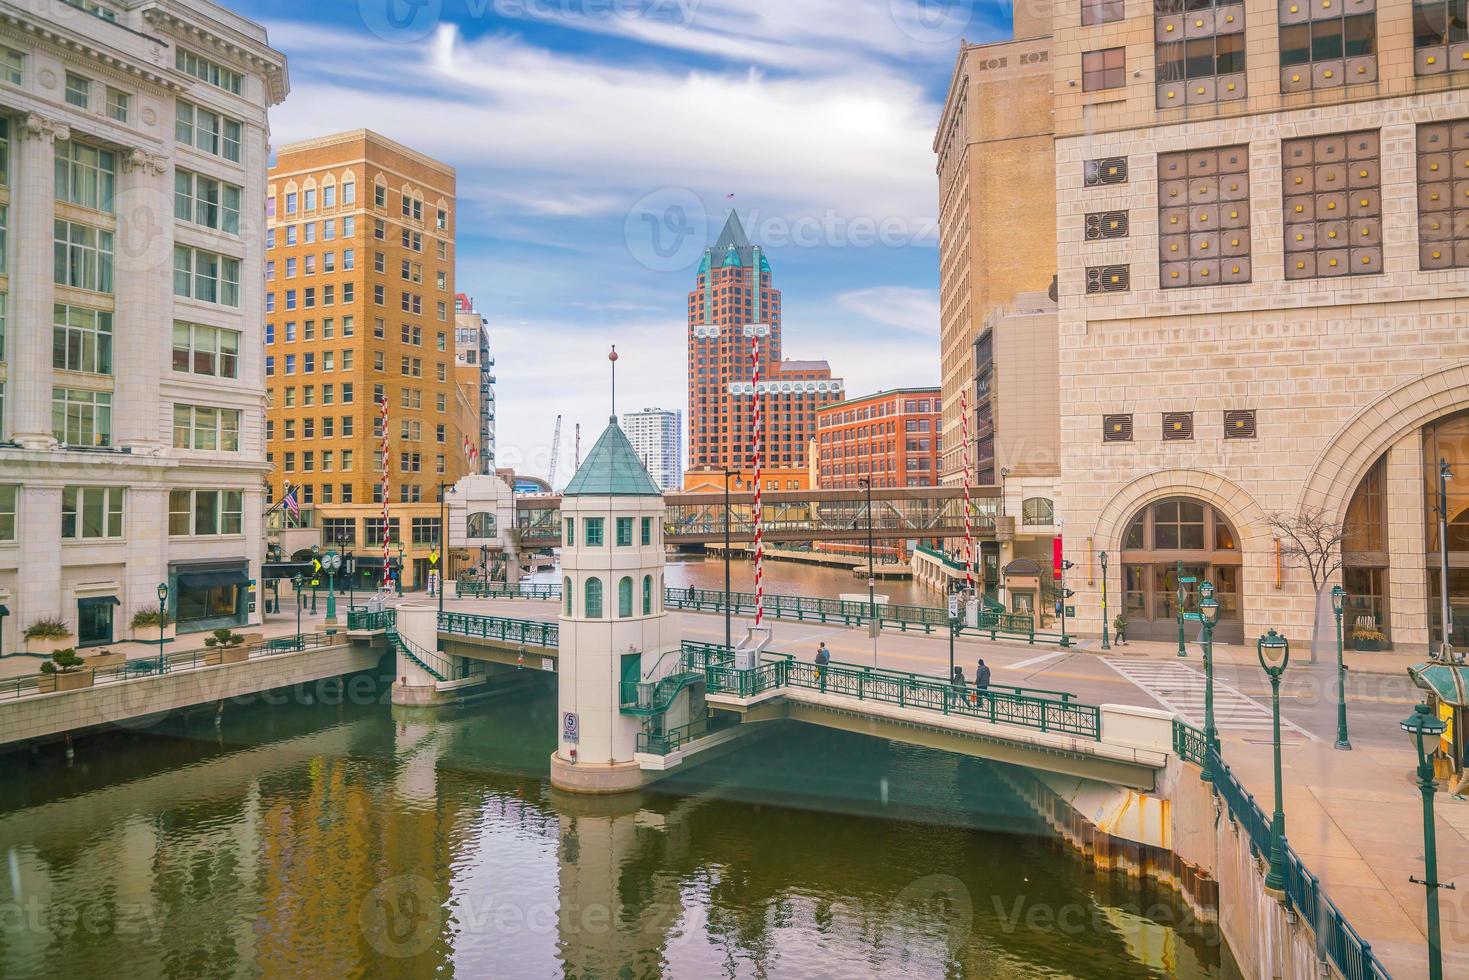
[951,665,966,706]
[1114,614,1129,646]
[974,658,991,708]
[815,642,830,691]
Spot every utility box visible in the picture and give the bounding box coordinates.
[735,626,772,671]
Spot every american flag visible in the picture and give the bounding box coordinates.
[462,434,480,467]
[282,482,300,519]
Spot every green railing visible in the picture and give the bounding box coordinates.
[454,581,562,600]
[972,608,1072,647]
[619,669,705,717]
[1209,751,1391,980]
[347,609,393,631]
[637,715,712,756]
[664,587,949,632]
[1171,720,1208,766]
[913,543,971,572]
[437,611,559,649]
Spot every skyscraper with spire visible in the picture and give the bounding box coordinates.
[684,213,843,491]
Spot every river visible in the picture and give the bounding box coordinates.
[637,555,930,606]
[0,675,1230,979]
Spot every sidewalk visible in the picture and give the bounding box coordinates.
[1068,634,1422,677]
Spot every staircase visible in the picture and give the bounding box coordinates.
[382,611,457,683]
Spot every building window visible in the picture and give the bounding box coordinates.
[55,141,115,212]
[1162,412,1195,441]
[641,517,653,546]
[174,100,242,162]
[616,516,633,546]
[1022,498,1055,527]
[564,518,574,547]
[168,489,243,536]
[467,512,496,538]
[62,486,123,539]
[54,220,113,293]
[618,576,633,618]
[52,304,112,375]
[411,517,441,546]
[1155,1,1246,108]
[1082,47,1126,90]
[172,404,241,452]
[1,47,22,86]
[0,485,14,540]
[1412,0,1469,75]
[1082,0,1125,25]
[1280,2,1377,92]
[1158,145,1251,287]
[1084,156,1128,186]
[585,577,603,618]
[1418,120,1469,270]
[1085,210,1129,240]
[173,246,241,306]
[175,170,242,234]
[53,387,111,446]
[64,73,91,109]
[1283,131,1381,278]
[106,88,129,123]
[176,47,245,94]
[172,322,241,379]
[1224,409,1257,439]
[585,517,604,546]
[1102,413,1133,443]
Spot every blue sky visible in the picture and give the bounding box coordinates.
[242,0,1012,484]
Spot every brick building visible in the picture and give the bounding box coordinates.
[683,212,843,492]
[265,130,468,590]
[815,388,942,489]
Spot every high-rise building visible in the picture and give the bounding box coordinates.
[454,293,495,471]
[934,14,1057,489]
[622,407,682,491]
[0,0,286,649]
[1043,2,1469,653]
[815,389,942,489]
[266,130,467,589]
[684,212,844,492]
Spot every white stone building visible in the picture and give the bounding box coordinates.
[0,0,286,650]
[621,406,681,492]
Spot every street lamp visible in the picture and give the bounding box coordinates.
[1100,551,1111,651]
[1401,702,1453,980]
[722,467,734,655]
[322,551,342,632]
[860,476,877,666]
[1176,559,1188,658]
[346,550,356,611]
[1198,581,1220,782]
[1331,584,1351,750]
[155,582,170,672]
[947,589,964,693]
[437,481,454,619]
[480,544,490,593]
[1256,629,1291,893]
[0,603,9,659]
[395,541,405,596]
[291,574,304,650]
[1438,459,1453,659]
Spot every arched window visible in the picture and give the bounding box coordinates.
[1022,498,1055,527]
[642,575,653,615]
[1119,497,1243,644]
[563,577,572,616]
[618,577,633,618]
[585,578,602,618]
[467,512,496,538]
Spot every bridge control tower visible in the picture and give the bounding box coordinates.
[550,416,688,794]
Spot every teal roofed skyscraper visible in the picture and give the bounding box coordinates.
[562,418,663,497]
[707,211,759,271]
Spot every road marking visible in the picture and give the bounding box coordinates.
[1101,658,1317,741]
[1004,651,1069,671]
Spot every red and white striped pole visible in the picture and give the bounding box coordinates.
[960,388,975,595]
[751,328,765,628]
[380,396,391,589]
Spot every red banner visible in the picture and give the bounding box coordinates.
[1053,535,1064,580]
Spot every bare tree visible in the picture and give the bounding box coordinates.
[1267,507,1345,594]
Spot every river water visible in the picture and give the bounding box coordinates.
[649,555,930,606]
[0,674,1230,979]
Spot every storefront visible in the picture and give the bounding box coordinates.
[76,595,118,647]
[170,561,249,635]
[1118,497,1244,645]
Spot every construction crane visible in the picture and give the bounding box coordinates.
[548,415,563,488]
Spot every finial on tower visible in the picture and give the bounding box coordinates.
[609,345,618,423]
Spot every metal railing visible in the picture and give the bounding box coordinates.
[454,581,562,600]
[1172,720,1208,766]
[437,611,559,649]
[636,715,712,756]
[663,586,949,632]
[347,609,394,631]
[1208,751,1391,980]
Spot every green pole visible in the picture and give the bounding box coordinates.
[1201,614,1217,782]
[1334,588,1351,750]
[1100,552,1111,651]
[1265,665,1287,892]
[1176,559,1187,658]
[1420,744,1444,980]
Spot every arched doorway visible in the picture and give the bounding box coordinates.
[1424,411,1469,649]
[1119,497,1244,644]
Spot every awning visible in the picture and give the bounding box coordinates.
[77,596,119,608]
[1409,661,1469,708]
[177,569,249,590]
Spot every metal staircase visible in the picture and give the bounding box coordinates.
[381,611,457,683]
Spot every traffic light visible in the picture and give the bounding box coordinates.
[1060,560,1075,572]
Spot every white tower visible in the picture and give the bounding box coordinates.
[551,416,683,794]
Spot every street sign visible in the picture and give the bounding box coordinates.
[948,595,960,618]
[562,712,579,743]
[429,550,440,567]
[1183,612,1204,622]
[1180,576,1198,584]
[1065,606,1076,617]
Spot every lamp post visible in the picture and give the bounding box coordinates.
[1438,459,1453,659]
[0,603,9,659]
[309,544,320,616]
[346,550,356,611]
[1257,629,1291,893]
[291,574,304,650]
[860,477,877,665]
[437,481,453,619]
[480,544,490,593]
[1176,559,1188,658]
[1100,551,1111,651]
[948,589,963,688]
[1331,584,1351,750]
[722,468,734,655]
[1198,581,1220,782]
[1402,702,1452,980]
[395,541,405,596]
[155,582,169,672]
[322,551,341,632]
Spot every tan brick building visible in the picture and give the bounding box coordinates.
[266,130,467,590]
[1049,0,1469,652]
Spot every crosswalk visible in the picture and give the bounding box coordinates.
[1102,658,1316,742]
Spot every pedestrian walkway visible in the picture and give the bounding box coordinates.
[1103,658,1316,743]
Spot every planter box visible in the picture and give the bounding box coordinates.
[87,652,126,670]
[219,646,250,665]
[129,624,177,643]
[24,635,76,657]
[37,669,95,693]
[1353,638,1384,652]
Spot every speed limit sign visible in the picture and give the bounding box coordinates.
[562,712,580,743]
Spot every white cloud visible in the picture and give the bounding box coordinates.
[836,286,940,335]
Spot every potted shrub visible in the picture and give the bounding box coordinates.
[38,649,94,692]
[205,628,249,664]
[24,618,75,657]
[129,608,176,643]
[1351,625,1387,652]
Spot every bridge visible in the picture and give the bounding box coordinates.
[513,485,997,548]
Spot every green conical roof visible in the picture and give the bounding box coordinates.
[562,419,662,497]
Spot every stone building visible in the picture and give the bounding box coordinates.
[0,0,286,647]
[1051,0,1469,651]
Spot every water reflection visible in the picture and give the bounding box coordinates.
[661,555,931,606]
[0,686,1226,979]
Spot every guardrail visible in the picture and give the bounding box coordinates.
[1171,720,1208,766]
[636,715,712,756]
[1207,750,1391,980]
[438,611,559,649]
[455,581,562,600]
[664,587,948,632]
